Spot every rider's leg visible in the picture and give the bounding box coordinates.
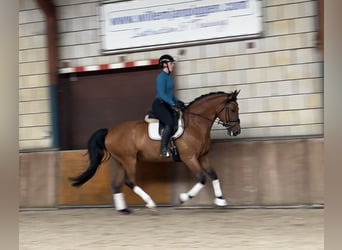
[160,125,172,157]
[152,99,175,158]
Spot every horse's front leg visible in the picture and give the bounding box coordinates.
[179,158,206,204]
[179,172,206,203]
[200,155,228,207]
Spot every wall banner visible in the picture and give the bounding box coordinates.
[100,0,263,53]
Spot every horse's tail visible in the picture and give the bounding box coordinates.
[70,128,110,187]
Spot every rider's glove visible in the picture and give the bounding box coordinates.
[171,104,181,112]
[174,100,185,110]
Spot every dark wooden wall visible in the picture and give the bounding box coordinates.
[58,66,159,149]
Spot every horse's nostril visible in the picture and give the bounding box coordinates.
[233,131,240,136]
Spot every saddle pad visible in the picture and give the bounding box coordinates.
[147,118,184,141]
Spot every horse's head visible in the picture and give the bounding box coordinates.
[217,90,241,136]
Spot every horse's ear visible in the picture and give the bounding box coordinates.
[231,89,240,99]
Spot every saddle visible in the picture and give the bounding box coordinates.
[144,111,184,162]
[144,111,184,141]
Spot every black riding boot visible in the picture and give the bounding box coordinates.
[160,125,172,157]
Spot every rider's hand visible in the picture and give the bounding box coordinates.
[171,104,181,112]
[175,100,185,110]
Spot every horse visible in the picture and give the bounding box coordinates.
[70,90,241,214]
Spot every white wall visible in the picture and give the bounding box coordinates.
[19,0,323,150]
[19,0,52,149]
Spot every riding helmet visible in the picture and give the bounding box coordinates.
[159,54,175,66]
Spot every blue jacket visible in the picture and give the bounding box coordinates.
[156,71,179,106]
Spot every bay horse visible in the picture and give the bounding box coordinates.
[70,90,241,213]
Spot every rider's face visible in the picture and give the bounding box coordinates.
[166,61,175,72]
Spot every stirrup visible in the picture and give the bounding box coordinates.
[160,149,170,158]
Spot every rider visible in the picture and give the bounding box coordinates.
[152,54,185,157]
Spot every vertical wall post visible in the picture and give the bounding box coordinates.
[36,0,59,148]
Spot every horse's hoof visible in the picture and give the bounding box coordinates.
[214,197,228,207]
[149,207,159,215]
[145,201,158,214]
[118,208,132,214]
[179,193,190,203]
[146,201,156,209]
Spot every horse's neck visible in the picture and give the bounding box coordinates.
[184,97,224,132]
[188,95,225,119]
[186,106,216,124]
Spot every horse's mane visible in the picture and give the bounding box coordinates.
[186,91,233,108]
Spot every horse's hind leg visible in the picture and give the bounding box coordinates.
[110,160,131,214]
[200,155,227,207]
[123,158,157,211]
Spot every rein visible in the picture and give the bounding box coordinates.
[186,111,213,123]
[185,100,240,127]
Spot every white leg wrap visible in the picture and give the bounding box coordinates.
[133,186,156,208]
[179,193,190,202]
[188,182,205,197]
[215,197,228,206]
[179,182,204,203]
[212,179,223,197]
[113,193,127,211]
[212,179,228,206]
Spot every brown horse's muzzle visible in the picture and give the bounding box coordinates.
[227,121,241,136]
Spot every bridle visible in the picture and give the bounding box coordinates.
[216,100,240,128]
[185,100,240,128]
